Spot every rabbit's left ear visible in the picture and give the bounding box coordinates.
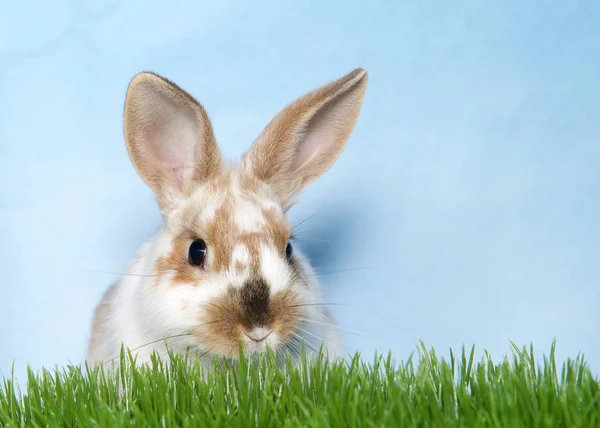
[242,68,368,209]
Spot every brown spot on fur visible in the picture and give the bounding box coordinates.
[236,234,261,272]
[262,207,290,256]
[205,198,235,271]
[239,171,261,194]
[155,230,203,285]
[193,288,301,357]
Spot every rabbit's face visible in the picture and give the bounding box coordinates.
[151,168,310,357]
[122,67,367,359]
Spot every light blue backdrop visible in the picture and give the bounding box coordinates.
[1,1,599,384]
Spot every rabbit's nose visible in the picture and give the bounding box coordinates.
[240,277,270,327]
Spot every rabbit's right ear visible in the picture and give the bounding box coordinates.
[241,68,367,210]
[123,72,222,212]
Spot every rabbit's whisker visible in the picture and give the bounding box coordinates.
[295,316,368,338]
[291,332,320,354]
[289,303,352,308]
[103,317,227,364]
[104,332,194,364]
[290,238,332,245]
[307,266,373,277]
[294,326,341,348]
[291,209,330,233]
[86,269,158,278]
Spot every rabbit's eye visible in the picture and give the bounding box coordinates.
[188,239,207,267]
[285,242,293,261]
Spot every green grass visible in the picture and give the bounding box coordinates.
[1,342,599,427]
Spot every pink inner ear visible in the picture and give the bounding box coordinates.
[293,113,339,173]
[141,88,201,191]
[291,90,355,174]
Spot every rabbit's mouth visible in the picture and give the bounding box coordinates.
[244,327,273,344]
[190,285,303,359]
[242,327,276,353]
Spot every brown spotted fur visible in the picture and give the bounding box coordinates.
[155,171,292,282]
[87,68,367,363]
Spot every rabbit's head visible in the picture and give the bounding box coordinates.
[123,69,368,358]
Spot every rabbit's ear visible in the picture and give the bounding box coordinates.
[242,68,367,209]
[124,72,222,212]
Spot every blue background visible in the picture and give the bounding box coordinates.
[1,0,599,383]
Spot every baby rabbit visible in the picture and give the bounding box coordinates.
[87,68,368,368]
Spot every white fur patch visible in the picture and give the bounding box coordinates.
[231,244,249,267]
[197,196,222,225]
[233,196,265,232]
[260,244,289,294]
[254,191,280,212]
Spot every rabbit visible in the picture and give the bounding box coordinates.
[86,68,368,370]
